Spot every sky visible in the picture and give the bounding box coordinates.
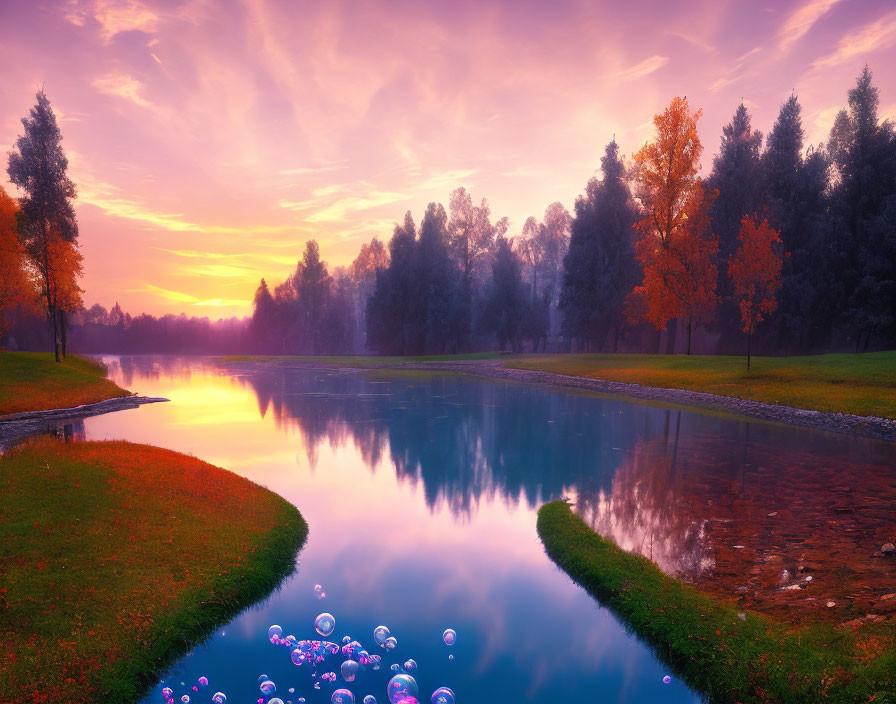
[1,0,895,319]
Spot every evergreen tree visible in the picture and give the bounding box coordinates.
[829,67,896,348]
[480,236,525,351]
[560,139,638,350]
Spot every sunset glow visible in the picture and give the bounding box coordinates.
[1,0,894,318]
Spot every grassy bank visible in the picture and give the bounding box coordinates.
[537,501,896,703]
[0,439,308,704]
[510,351,896,419]
[0,352,130,416]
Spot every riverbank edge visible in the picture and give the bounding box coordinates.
[218,357,896,442]
[536,500,896,704]
[0,440,310,704]
[109,471,309,704]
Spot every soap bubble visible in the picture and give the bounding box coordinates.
[430,687,455,704]
[268,625,283,643]
[448,655,454,661]
[314,584,323,593]
[260,680,276,695]
[291,648,306,665]
[180,697,190,704]
[403,659,417,671]
[341,659,359,682]
[258,675,270,684]
[270,700,284,704]
[387,674,418,704]
[373,625,390,646]
[319,592,327,600]
[162,687,173,698]
[384,636,397,650]
[315,613,336,637]
[441,629,456,646]
[331,690,355,704]
[342,635,351,644]
[212,694,227,704]
[390,664,400,672]
[363,697,377,704]
[198,677,208,687]
[663,675,672,684]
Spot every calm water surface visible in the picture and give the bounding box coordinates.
[49,356,894,704]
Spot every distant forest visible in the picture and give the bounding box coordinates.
[3,67,895,357]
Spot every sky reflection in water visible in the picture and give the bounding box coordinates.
[64,356,890,703]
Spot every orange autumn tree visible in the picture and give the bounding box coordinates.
[629,97,719,354]
[0,186,35,343]
[728,215,784,370]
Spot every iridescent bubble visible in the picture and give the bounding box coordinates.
[403,659,417,671]
[268,625,283,642]
[198,677,208,687]
[180,696,190,704]
[331,690,355,704]
[291,648,306,665]
[315,612,336,637]
[212,694,227,704]
[363,697,377,704]
[447,655,454,661]
[269,700,284,704]
[314,584,323,593]
[319,592,327,600]
[342,635,351,644]
[390,664,400,672]
[384,636,398,650]
[373,625,390,646]
[663,675,672,684]
[259,680,276,695]
[387,674,418,704]
[441,629,456,646]
[341,659,359,682]
[430,687,455,704]
[258,675,270,685]
[162,687,173,698]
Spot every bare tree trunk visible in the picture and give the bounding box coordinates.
[746,328,751,371]
[49,304,60,363]
[60,309,67,358]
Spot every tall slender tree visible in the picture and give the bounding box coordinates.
[7,90,80,361]
[629,97,719,354]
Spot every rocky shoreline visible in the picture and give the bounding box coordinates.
[0,396,169,447]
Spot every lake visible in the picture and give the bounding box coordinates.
[34,356,896,704]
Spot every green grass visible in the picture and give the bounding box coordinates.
[0,351,130,416]
[509,351,896,419]
[537,500,896,704]
[0,439,308,704]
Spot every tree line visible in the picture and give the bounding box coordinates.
[2,67,894,360]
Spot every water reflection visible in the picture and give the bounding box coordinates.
[52,356,895,702]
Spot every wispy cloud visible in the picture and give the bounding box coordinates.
[92,71,151,107]
[142,284,245,308]
[616,55,669,81]
[812,10,896,68]
[92,0,159,41]
[778,0,842,52]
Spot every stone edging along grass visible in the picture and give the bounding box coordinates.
[536,500,896,704]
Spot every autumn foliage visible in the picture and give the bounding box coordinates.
[629,97,720,353]
[0,187,35,341]
[728,215,784,368]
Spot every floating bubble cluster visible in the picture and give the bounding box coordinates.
[316,612,336,637]
[160,594,458,704]
[441,629,456,646]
